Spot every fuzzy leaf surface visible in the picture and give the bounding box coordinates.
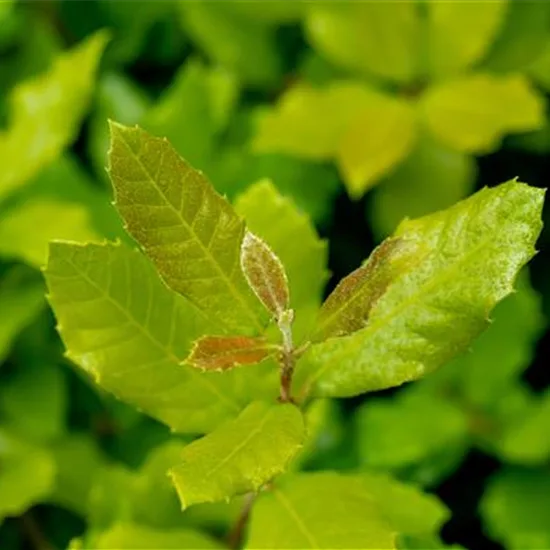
[108,122,266,334]
[235,180,328,340]
[312,238,422,342]
[169,401,304,508]
[44,241,264,434]
[298,182,544,398]
[186,335,276,372]
[245,472,396,549]
[241,231,289,319]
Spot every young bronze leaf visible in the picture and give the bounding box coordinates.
[107,123,266,334]
[312,238,421,341]
[186,335,276,371]
[240,231,290,320]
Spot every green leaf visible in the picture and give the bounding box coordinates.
[253,83,417,196]
[481,468,550,549]
[245,472,396,549]
[241,231,290,320]
[526,40,550,92]
[297,182,544,398]
[144,58,239,169]
[0,429,56,522]
[420,74,545,153]
[481,1,550,72]
[169,401,305,508]
[0,30,108,202]
[0,266,44,364]
[497,389,550,465]
[369,134,477,239]
[45,241,268,433]
[312,238,422,342]
[1,363,67,443]
[179,2,282,87]
[425,0,507,77]
[361,472,449,537]
[356,391,468,477]
[0,198,98,267]
[95,523,223,549]
[49,435,106,516]
[449,273,544,407]
[235,180,329,340]
[186,335,276,372]
[304,2,420,83]
[108,122,266,334]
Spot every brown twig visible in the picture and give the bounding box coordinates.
[227,492,256,550]
[20,512,55,550]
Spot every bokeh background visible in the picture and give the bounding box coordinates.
[1,1,550,549]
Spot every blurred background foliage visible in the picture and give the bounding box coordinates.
[1,1,550,549]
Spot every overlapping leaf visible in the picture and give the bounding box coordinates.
[108,123,266,334]
[297,182,544,398]
[245,472,396,549]
[45,241,267,433]
[169,401,305,508]
[235,180,328,340]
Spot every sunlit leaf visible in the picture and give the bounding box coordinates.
[108,122,266,334]
[246,472,396,549]
[169,401,304,508]
[298,182,544,398]
[0,31,108,202]
[421,74,545,153]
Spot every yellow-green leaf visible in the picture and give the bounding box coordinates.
[304,2,420,83]
[245,472,396,549]
[421,74,545,153]
[169,401,304,508]
[425,0,507,77]
[44,241,266,433]
[297,182,544,398]
[0,31,108,202]
[108,122,266,334]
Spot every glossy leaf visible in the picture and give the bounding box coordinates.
[298,182,544,398]
[246,472,396,549]
[421,74,545,153]
[425,0,507,77]
[44,241,263,434]
[0,198,98,267]
[0,31,108,202]
[186,335,276,372]
[369,134,477,239]
[235,180,329,340]
[304,2,420,83]
[0,266,44,364]
[312,238,422,342]
[95,523,223,549]
[169,401,305,508]
[241,231,290,319]
[108,122,266,334]
[481,468,550,549]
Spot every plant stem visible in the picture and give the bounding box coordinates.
[277,310,295,403]
[227,492,256,550]
[20,513,54,550]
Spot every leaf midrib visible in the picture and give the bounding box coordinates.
[115,131,264,333]
[63,251,241,414]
